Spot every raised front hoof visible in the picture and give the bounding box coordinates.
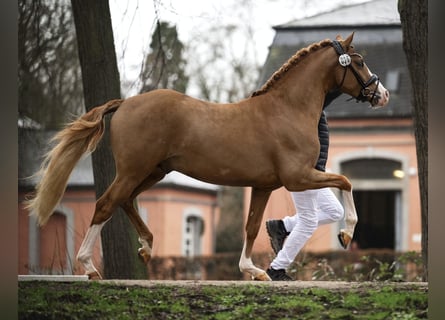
[87,270,102,280]
[252,272,272,281]
[337,231,352,249]
[138,248,151,265]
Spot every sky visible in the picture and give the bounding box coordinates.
[109,0,370,97]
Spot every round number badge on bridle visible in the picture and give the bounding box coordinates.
[338,54,352,67]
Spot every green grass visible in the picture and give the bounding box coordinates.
[18,281,427,319]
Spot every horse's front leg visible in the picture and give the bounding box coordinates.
[239,188,272,281]
[282,169,358,249]
[338,189,358,249]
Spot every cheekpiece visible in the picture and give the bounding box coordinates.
[338,54,352,67]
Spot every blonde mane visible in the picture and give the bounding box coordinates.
[251,39,333,97]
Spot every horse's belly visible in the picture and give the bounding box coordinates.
[168,156,280,189]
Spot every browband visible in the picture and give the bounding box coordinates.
[332,40,345,55]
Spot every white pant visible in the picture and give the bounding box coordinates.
[270,187,344,270]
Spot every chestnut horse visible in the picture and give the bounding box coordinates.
[26,33,389,281]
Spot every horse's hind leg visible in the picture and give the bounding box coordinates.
[121,169,166,265]
[77,196,114,279]
[76,221,106,279]
[239,188,272,281]
[76,176,140,279]
[121,200,153,265]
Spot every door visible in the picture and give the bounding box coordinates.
[353,190,398,249]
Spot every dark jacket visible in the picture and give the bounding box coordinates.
[315,90,342,172]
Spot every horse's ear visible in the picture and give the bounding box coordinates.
[343,32,355,47]
[335,34,343,41]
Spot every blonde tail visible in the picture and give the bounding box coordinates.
[25,99,124,226]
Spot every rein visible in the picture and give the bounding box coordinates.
[332,40,380,105]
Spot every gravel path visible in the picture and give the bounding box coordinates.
[18,275,428,290]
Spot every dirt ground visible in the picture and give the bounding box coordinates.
[100,279,428,290]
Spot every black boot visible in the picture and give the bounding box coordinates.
[266,267,293,281]
[266,220,290,254]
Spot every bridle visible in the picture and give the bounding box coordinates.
[332,40,380,105]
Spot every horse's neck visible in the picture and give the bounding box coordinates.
[276,48,336,118]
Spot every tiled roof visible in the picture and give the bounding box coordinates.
[276,0,400,29]
[256,0,412,119]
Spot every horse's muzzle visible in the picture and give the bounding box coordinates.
[371,84,389,109]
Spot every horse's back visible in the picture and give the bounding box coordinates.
[107,89,280,187]
[115,89,215,124]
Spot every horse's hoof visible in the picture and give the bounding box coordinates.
[338,231,352,249]
[138,248,151,264]
[87,270,102,280]
[252,272,272,281]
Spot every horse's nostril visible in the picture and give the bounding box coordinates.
[385,90,389,99]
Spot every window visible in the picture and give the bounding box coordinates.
[183,211,204,257]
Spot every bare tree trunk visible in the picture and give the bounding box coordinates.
[398,0,428,281]
[215,187,244,253]
[71,0,147,279]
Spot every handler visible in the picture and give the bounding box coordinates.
[266,90,343,281]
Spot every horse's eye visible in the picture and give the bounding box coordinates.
[355,60,364,68]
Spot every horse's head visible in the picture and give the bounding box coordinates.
[333,33,389,108]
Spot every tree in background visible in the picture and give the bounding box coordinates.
[18,0,83,129]
[139,21,188,93]
[186,24,260,103]
[398,0,427,280]
[71,0,147,279]
[215,187,244,253]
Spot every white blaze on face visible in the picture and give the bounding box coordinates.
[365,66,390,108]
[376,82,390,107]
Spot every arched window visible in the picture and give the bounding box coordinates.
[183,211,204,257]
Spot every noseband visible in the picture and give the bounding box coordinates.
[332,40,380,105]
